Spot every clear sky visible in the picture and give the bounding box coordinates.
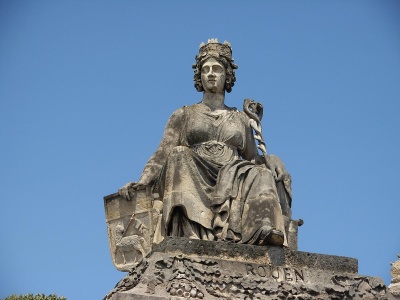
[0,1,399,299]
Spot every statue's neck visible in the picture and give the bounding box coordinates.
[201,92,226,111]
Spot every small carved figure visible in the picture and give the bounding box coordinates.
[115,224,146,264]
[390,254,400,283]
[119,39,289,246]
[388,254,400,296]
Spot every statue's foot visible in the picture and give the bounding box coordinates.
[258,226,284,246]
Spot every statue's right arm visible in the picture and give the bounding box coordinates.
[118,107,185,199]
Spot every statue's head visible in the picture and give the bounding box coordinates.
[192,39,238,93]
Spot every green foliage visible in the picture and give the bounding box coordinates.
[3,294,66,300]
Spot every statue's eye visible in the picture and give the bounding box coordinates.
[213,65,223,73]
[202,66,210,74]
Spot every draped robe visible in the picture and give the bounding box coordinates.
[139,103,286,245]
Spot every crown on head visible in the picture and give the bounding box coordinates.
[198,38,233,59]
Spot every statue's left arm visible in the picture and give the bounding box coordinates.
[119,107,185,198]
[138,107,185,186]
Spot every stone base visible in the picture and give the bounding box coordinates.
[388,281,400,298]
[105,237,393,300]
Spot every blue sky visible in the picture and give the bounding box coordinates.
[0,1,399,299]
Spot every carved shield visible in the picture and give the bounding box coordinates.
[104,187,156,271]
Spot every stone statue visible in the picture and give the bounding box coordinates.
[104,39,395,300]
[117,39,293,248]
[389,254,400,297]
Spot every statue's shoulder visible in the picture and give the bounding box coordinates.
[235,107,252,123]
[174,103,201,113]
[186,102,204,110]
[169,105,189,119]
[223,105,241,114]
[168,104,200,125]
[179,102,208,115]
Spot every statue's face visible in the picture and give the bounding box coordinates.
[201,58,226,93]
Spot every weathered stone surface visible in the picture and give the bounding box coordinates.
[388,254,400,298]
[104,189,156,271]
[105,189,300,272]
[389,282,400,299]
[104,237,393,300]
[154,237,358,274]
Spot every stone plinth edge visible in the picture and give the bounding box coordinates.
[105,237,393,300]
[154,237,358,274]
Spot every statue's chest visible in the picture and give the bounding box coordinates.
[186,113,244,146]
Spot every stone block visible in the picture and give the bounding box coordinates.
[105,237,392,300]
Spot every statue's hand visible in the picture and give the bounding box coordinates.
[254,154,279,180]
[118,180,152,200]
[275,167,285,182]
[269,164,278,181]
[266,156,285,181]
[118,182,136,200]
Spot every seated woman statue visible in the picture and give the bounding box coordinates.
[119,39,287,246]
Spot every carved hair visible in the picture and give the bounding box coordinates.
[192,40,238,93]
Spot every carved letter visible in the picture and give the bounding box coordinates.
[283,268,293,281]
[246,264,256,275]
[294,269,304,282]
[257,266,267,277]
[272,267,280,280]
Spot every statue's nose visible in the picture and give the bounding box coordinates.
[208,70,215,77]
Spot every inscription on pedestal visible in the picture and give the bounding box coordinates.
[245,264,305,282]
[104,240,392,300]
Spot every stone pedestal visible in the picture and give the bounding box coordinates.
[105,237,393,299]
[388,254,400,299]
